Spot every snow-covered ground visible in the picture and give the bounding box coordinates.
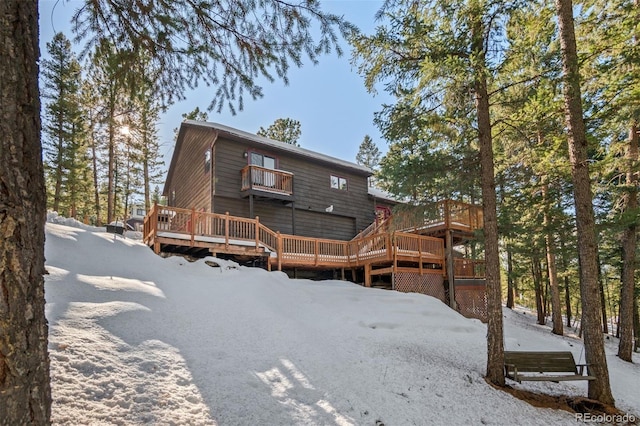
[44,215,640,425]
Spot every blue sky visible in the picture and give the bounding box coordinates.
[39,0,391,173]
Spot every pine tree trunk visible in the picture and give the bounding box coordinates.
[506,246,515,309]
[0,1,52,422]
[533,256,546,325]
[555,0,615,405]
[564,275,572,327]
[143,154,150,212]
[542,181,563,335]
[633,297,639,352]
[599,260,609,334]
[618,122,638,362]
[53,120,64,212]
[107,109,116,224]
[560,239,573,327]
[470,14,504,387]
[90,127,102,226]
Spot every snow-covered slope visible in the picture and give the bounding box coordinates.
[44,220,640,425]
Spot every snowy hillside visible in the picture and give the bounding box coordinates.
[44,218,640,425]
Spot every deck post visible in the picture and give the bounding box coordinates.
[364,263,372,287]
[277,231,282,271]
[190,207,196,246]
[446,229,456,309]
[314,240,319,266]
[418,236,423,276]
[255,216,260,250]
[392,235,398,274]
[225,211,230,249]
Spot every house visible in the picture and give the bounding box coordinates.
[145,120,487,322]
[126,204,146,231]
[163,120,396,240]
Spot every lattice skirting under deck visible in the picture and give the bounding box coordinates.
[393,272,446,304]
[455,285,488,323]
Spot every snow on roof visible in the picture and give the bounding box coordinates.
[184,120,373,176]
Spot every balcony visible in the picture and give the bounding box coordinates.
[390,199,483,241]
[241,165,294,198]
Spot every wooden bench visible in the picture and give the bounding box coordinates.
[504,351,596,383]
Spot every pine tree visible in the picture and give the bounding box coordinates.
[578,0,640,363]
[555,0,615,405]
[257,118,302,146]
[356,135,380,168]
[126,54,165,212]
[41,32,85,214]
[84,41,131,224]
[174,107,209,141]
[182,107,208,122]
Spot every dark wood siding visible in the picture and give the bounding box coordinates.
[212,138,247,199]
[211,137,375,239]
[168,127,215,212]
[212,195,356,240]
[294,210,356,240]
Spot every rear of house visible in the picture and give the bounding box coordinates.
[164,120,384,240]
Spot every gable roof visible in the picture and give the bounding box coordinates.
[164,120,372,195]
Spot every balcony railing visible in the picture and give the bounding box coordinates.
[390,200,483,235]
[241,165,293,196]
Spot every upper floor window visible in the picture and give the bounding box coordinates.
[330,175,348,191]
[250,151,276,169]
[136,208,145,216]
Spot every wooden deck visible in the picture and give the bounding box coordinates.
[390,200,483,242]
[143,204,455,285]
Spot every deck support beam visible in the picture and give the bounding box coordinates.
[364,263,372,287]
[446,229,456,309]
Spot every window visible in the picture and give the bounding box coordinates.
[136,208,145,216]
[250,152,276,169]
[249,151,277,187]
[330,175,348,191]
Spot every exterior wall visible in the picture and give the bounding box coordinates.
[167,127,214,212]
[212,137,375,240]
[211,196,356,240]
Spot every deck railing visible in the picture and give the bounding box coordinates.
[241,165,294,196]
[391,199,483,235]
[144,204,274,249]
[144,204,450,273]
